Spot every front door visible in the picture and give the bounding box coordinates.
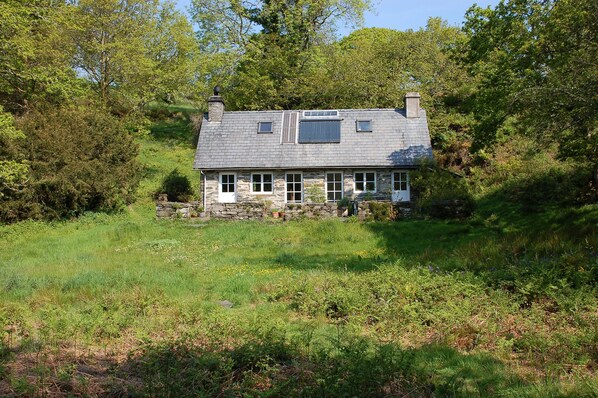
[392,171,410,202]
[219,173,236,203]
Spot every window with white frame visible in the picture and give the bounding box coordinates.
[393,171,408,191]
[326,172,343,202]
[286,173,302,203]
[392,171,410,202]
[251,173,273,193]
[354,171,376,192]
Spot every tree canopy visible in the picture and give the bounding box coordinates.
[461,0,597,171]
[72,0,197,110]
[190,0,373,106]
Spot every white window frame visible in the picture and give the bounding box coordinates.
[250,172,274,194]
[285,172,303,203]
[325,171,344,203]
[354,171,377,193]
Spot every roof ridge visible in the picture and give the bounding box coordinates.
[215,108,420,114]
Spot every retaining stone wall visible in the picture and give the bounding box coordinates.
[156,201,201,219]
[208,202,266,220]
[283,203,339,220]
[156,199,412,221]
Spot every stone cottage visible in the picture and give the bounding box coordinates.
[193,88,433,219]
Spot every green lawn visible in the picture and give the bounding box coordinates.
[0,113,596,396]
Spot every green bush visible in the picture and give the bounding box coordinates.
[159,169,193,202]
[1,106,140,221]
[367,202,393,221]
[411,164,476,219]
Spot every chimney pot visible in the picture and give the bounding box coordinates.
[405,92,421,118]
[208,86,224,122]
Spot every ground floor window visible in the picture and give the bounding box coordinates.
[286,173,302,203]
[354,171,376,192]
[326,172,343,202]
[251,173,273,193]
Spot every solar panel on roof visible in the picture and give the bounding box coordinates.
[303,110,339,118]
[298,120,341,143]
[282,111,298,143]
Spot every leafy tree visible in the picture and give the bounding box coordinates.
[520,0,598,171]
[159,169,193,202]
[0,107,29,201]
[190,0,373,109]
[461,0,597,179]
[71,0,197,110]
[0,0,82,112]
[306,20,475,168]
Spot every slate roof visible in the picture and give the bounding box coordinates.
[194,108,433,170]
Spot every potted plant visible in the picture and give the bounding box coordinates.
[271,208,280,218]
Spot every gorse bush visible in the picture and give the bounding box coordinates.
[159,168,193,202]
[0,106,140,222]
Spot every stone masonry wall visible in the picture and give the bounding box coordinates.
[208,202,266,220]
[156,200,201,219]
[283,203,339,220]
[203,169,410,211]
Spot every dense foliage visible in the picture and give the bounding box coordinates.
[0,106,140,222]
[72,0,197,109]
[0,107,28,201]
[461,0,597,175]
[411,165,476,219]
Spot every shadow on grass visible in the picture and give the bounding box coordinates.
[3,325,596,397]
[366,219,491,259]
[269,250,390,272]
[116,336,522,397]
[473,165,598,237]
[0,335,522,397]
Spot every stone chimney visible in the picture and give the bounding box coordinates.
[405,92,421,118]
[208,86,224,122]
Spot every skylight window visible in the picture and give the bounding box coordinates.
[257,121,273,133]
[356,120,372,132]
[298,120,341,143]
[303,110,339,118]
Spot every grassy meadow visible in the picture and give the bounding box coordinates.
[0,111,597,397]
